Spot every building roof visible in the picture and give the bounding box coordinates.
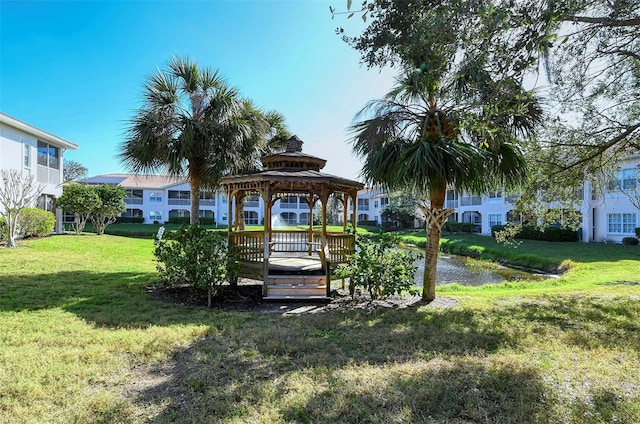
[0,112,79,150]
[82,173,187,189]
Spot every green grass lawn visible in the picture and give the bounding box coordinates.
[1,233,639,423]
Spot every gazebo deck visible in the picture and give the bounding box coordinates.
[268,254,324,273]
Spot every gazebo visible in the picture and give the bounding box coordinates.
[221,135,364,300]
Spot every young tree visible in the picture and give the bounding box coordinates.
[63,160,88,182]
[0,170,45,247]
[90,184,126,235]
[121,56,287,225]
[56,183,101,235]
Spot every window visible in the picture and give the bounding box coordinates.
[357,198,369,211]
[608,213,636,234]
[124,189,143,204]
[222,213,228,222]
[489,213,502,227]
[380,197,389,207]
[358,213,369,222]
[149,211,162,221]
[37,141,59,169]
[244,195,259,208]
[460,194,482,206]
[149,192,162,202]
[488,190,503,200]
[244,210,259,225]
[168,190,190,205]
[280,196,298,209]
[169,209,189,218]
[610,168,638,191]
[374,200,379,208]
[299,212,311,224]
[446,190,458,208]
[280,212,297,225]
[199,191,215,205]
[122,208,143,218]
[24,142,31,167]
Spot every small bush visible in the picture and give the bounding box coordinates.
[17,208,55,238]
[444,222,475,233]
[154,226,237,307]
[337,234,421,300]
[357,220,378,227]
[622,237,639,246]
[492,224,578,242]
[0,217,6,241]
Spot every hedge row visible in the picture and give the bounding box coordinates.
[491,224,578,242]
[443,222,476,233]
[167,217,215,225]
[115,217,145,224]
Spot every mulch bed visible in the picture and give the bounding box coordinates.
[145,280,459,314]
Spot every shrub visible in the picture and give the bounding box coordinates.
[492,224,578,242]
[337,234,421,300]
[17,208,55,238]
[115,216,145,224]
[622,237,639,246]
[167,217,215,225]
[357,220,378,227]
[444,222,475,233]
[154,226,237,307]
[0,217,6,241]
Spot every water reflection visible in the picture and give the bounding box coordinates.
[413,254,549,287]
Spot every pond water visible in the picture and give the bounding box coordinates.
[413,253,550,287]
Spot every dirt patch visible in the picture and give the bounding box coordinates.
[146,279,459,314]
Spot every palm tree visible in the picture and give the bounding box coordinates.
[351,66,543,301]
[121,56,287,225]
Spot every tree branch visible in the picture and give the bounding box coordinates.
[563,15,640,27]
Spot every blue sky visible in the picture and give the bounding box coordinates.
[0,0,396,181]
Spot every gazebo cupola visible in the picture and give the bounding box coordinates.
[260,135,326,171]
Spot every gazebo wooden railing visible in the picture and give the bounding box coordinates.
[228,230,355,265]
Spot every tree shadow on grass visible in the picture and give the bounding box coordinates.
[0,270,222,328]
[129,311,551,423]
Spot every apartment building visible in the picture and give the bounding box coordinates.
[81,174,319,227]
[0,112,79,232]
[352,155,640,243]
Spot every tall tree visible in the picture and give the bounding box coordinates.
[0,170,45,247]
[337,0,640,184]
[121,57,287,225]
[63,160,88,182]
[351,65,542,300]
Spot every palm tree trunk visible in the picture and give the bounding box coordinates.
[421,184,453,301]
[189,171,201,226]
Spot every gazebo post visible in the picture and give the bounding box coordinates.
[227,188,234,234]
[262,186,272,296]
[342,195,348,233]
[307,193,314,256]
[351,190,358,231]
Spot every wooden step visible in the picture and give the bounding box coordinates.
[267,284,327,296]
[263,294,331,302]
[267,275,326,285]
